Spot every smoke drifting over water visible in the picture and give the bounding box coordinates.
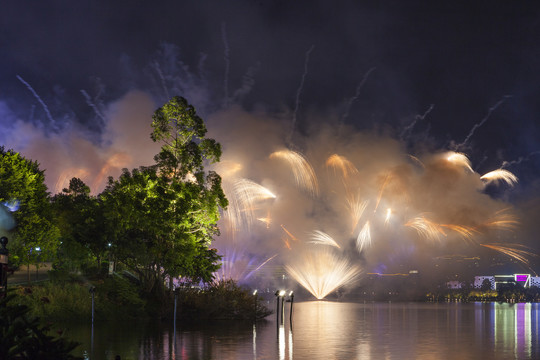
[1,46,538,298]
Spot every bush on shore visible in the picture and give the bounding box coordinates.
[0,292,83,360]
[15,274,146,321]
[15,276,271,322]
[175,279,272,320]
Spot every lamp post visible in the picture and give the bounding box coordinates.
[275,290,284,324]
[280,290,286,324]
[35,247,41,281]
[89,286,96,324]
[0,237,8,298]
[289,291,294,327]
[173,287,179,345]
[89,285,95,358]
[253,289,258,320]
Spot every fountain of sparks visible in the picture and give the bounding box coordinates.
[285,248,361,300]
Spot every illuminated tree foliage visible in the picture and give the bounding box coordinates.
[0,146,58,276]
[51,178,108,272]
[102,96,227,295]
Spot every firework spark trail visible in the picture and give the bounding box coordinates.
[54,168,91,194]
[221,181,242,237]
[221,22,230,107]
[232,178,276,228]
[245,254,278,280]
[385,208,392,225]
[308,230,341,248]
[407,154,425,169]
[232,63,259,102]
[91,153,131,191]
[483,208,519,231]
[480,169,518,187]
[217,162,244,235]
[234,178,276,203]
[501,151,540,169]
[399,103,435,140]
[80,90,106,122]
[151,61,171,101]
[214,248,255,282]
[446,152,474,172]
[405,216,447,242]
[455,95,512,151]
[215,161,243,178]
[280,224,299,242]
[257,212,272,229]
[197,53,208,82]
[356,221,372,252]
[346,196,368,234]
[288,45,315,145]
[285,249,362,299]
[270,149,319,196]
[340,67,376,124]
[326,154,359,180]
[374,174,390,212]
[283,237,292,250]
[440,224,479,243]
[480,243,538,275]
[16,75,56,128]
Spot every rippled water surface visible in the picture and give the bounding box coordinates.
[68,301,540,359]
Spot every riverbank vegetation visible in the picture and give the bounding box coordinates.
[0,292,83,359]
[13,275,270,322]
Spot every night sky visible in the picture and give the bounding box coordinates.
[1,1,540,269]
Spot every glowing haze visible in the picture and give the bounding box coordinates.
[0,50,536,299]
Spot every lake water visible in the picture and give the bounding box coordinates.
[67,301,540,359]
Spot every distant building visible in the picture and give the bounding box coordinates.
[446,280,462,289]
[474,276,495,289]
[472,274,540,290]
[531,276,540,288]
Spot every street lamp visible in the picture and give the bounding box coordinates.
[89,286,96,324]
[35,247,41,281]
[0,237,8,298]
[288,291,294,326]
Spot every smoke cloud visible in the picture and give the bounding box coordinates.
[1,41,538,296]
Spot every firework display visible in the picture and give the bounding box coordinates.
[210,127,532,298]
[3,54,536,300]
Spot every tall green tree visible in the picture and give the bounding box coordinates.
[0,147,58,279]
[51,178,109,272]
[102,96,227,295]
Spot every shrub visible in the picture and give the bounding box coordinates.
[0,292,83,359]
[15,283,93,321]
[176,280,272,320]
[95,274,146,319]
[15,273,148,321]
